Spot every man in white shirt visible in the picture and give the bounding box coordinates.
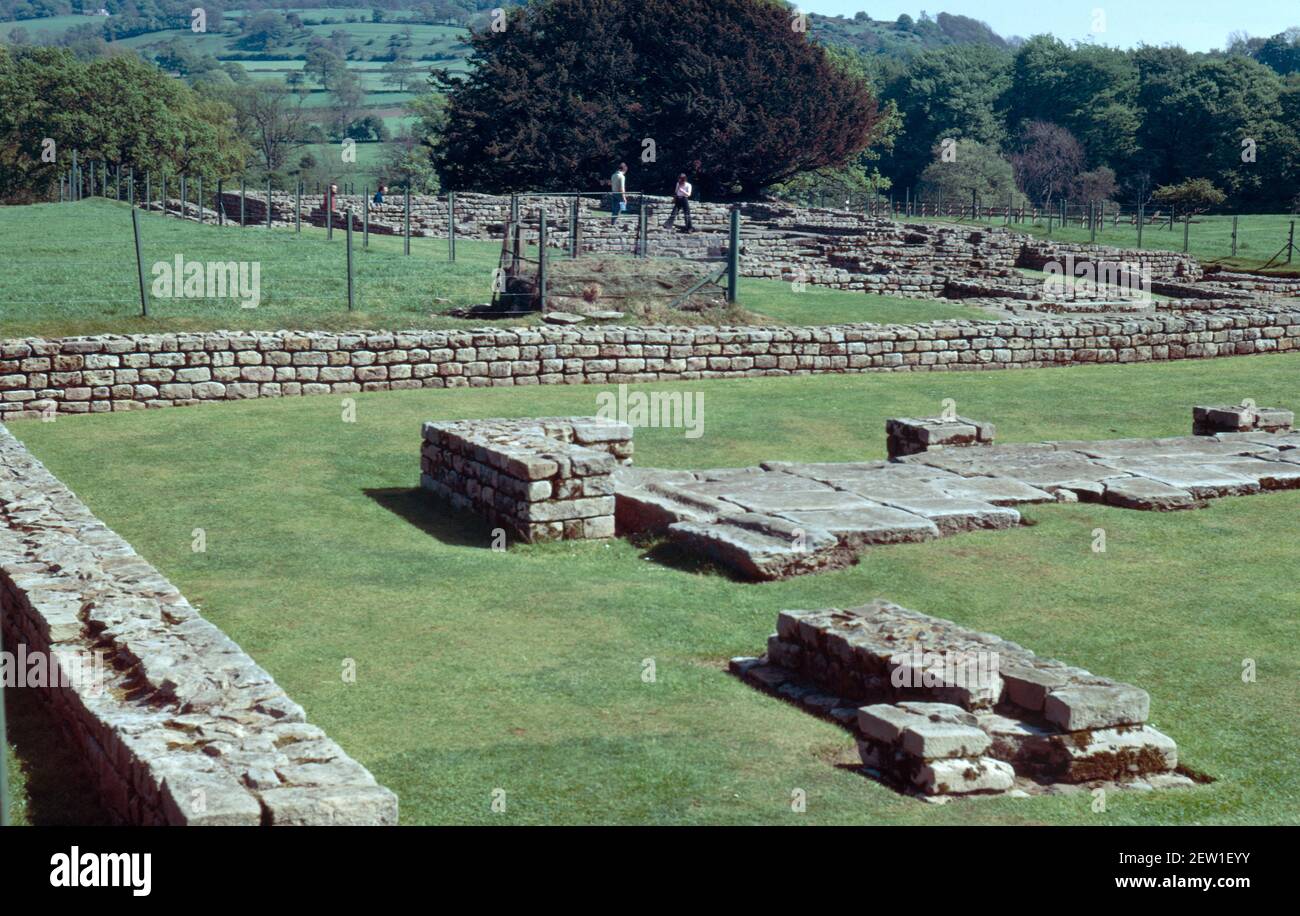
[609,163,627,223]
[664,173,694,232]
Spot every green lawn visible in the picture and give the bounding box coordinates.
[924,212,1299,274]
[0,199,991,338]
[6,353,1300,824]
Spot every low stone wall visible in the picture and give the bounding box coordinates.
[0,423,398,824]
[420,416,631,541]
[1018,239,1202,281]
[3,309,1300,419]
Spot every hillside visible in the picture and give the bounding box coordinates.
[808,10,1016,56]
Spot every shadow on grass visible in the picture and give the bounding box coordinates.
[634,534,753,583]
[4,684,112,826]
[363,486,500,549]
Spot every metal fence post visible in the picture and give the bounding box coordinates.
[1089,202,1096,243]
[114,162,120,201]
[363,192,369,248]
[265,178,272,229]
[89,159,94,197]
[568,195,578,259]
[538,210,548,310]
[1137,203,1144,248]
[131,206,149,318]
[180,175,187,220]
[637,203,648,258]
[1289,221,1295,264]
[404,188,411,255]
[128,168,134,206]
[1183,214,1190,253]
[449,190,457,261]
[295,181,302,234]
[217,178,223,225]
[160,172,166,216]
[346,209,354,312]
[727,205,740,304]
[327,202,333,240]
[240,177,245,226]
[197,175,203,224]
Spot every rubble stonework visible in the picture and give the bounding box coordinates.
[1192,403,1294,435]
[4,309,1300,420]
[420,416,632,542]
[0,422,398,825]
[731,599,1190,797]
[886,415,996,459]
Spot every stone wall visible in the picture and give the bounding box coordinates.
[419,416,631,541]
[0,423,398,824]
[1018,238,1202,281]
[3,309,1300,419]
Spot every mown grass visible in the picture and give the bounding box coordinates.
[6,353,1300,825]
[0,199,990,338]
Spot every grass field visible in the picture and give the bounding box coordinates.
[5,353,1300,824]
[925,212,1300,274]
[0,200,991,338]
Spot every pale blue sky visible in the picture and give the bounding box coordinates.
[802,1,1299,51]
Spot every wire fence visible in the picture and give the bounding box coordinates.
[791,187,1298,268]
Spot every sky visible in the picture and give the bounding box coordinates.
[802,1,1299,52]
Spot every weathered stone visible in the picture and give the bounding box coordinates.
[1045,684,1150,731]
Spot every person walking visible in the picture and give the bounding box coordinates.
[664,173,693,232]
[609,162,628,223]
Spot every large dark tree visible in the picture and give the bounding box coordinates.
[432,0,883,196]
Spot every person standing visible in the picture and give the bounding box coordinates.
[373,184,387,205]
[609,162,628,223]
[664,173,693,232]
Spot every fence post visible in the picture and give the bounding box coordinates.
[1289,221,1295,264]
[115,163,120,201]
[197,176,203,224]
[327,201,333,240]
[128,168,134,206]
[1089,202,1096,243]
[637,202,648,258]
[538,210,548,310]
[1231,215,1238,258]
[295,181,302,234]
[160,172,166,216]
[89,160,95,197]
[404,188,411,255]
[265,178,272,229]
[449,190,457,261]
[1183,214,1190,253]
[71,149,78,201]
[346,209,354,312]
[1137,203,1144,249]
[217,178,223,225]
[727,205,740,304]
[131,206,149,318]
[240,178,245,226]
[180,175,187,220]
[568,195,577,259]
[363,191,369,248]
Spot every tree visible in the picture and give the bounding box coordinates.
[1071,166,1118,204]
[220,81,308,173]
[876,44,1012,193]
[0,45,247,202]
[304,45,346,90]
[917,139,1019,207]
[239,12,292,52]
[381,55,419,91]
[434,0,883,196]
[1153,178,1226,214]
[1011,120,1084,208]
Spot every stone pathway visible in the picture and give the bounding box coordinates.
[616,427,1300,580]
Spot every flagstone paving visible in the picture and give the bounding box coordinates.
[616,429,1300,580]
